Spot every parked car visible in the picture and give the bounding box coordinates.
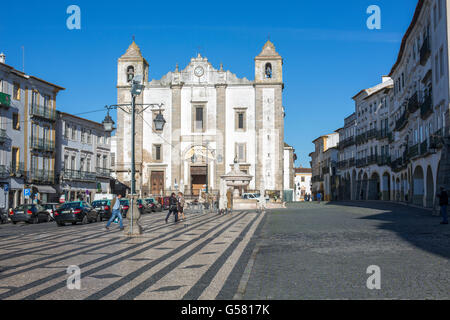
[161,196,170,210]
[120,199,130,216]
[91,199,112,221]
[144,197,163,212]
[0,208,9,224]
[42,203,60,221]
[137,199,152,214]
[54,201,100,226]
[9,204,51,224]
[242,193,270,202]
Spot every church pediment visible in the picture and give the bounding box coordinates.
[147,53,253,86]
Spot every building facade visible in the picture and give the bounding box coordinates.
[55,112,112,202]
[294,167,312,201]
[317,0,450,208]
[310,133,339,201]
[115,40,285,197]
[0,53,64,208]
[283,142,297,201]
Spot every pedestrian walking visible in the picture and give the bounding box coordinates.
[437,187,449,225]
[105,194,124,231]
[165,193,178,224]
[178,192,185,221]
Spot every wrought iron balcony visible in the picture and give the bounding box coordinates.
[408,92,419,113]
[10,162,25,177]
[29,137,55,152]
[348,158,355,167]
[420,94,433,119]
[356,157,367,168]
[0,165,9,179]
[27,169,55,184]
[407,144,419,159]
[429,129,444,150]
[96,167,111,178]
[30,104,57,121]
[367,128,378,140]
[377,155,391,166]
[395,110,408,131]
[390,157,406,172]
[367,154,377,165]
[63,169,96,181]
[356,133,368,145]
[420,36,431,66]
[420,140,428,155]
[0,92,11,108]
[0,128,9,143]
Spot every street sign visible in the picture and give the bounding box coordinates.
[3,184,9,192]
[24,188,31,198]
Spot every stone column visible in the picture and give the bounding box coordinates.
[215,84,227,190]
[171,84,182,191]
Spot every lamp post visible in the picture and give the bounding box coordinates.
[102,74,165,236]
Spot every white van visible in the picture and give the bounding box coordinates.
[242,193,270,202]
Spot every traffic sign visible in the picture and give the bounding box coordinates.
[3,184,8,192]
[24,188,31,198]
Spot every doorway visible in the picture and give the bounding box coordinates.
[191,166,207,196]
[151,171,164,196]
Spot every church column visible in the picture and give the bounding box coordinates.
[171,84,182,192]
[255,87,263,191]
[215,84,227,189]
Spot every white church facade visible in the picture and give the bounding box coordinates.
[114,40,286,197]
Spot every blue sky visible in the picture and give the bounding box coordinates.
[0,0,419,167]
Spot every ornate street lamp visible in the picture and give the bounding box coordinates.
[102,108,115,133]
[153,110,166,131]
[101,74,165,236]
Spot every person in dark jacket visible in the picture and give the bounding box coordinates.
[437,187,449,225]
[165,193,179,224]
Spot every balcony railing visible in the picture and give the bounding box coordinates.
[29,137,55,152]
[367,154,377,165]
[420,94,433,119]
[390,157,406,172]
[356,157,367,168]
[407,144,419,159]
[0,128,9,143]
[96,167,111,178]
[395,110,408,131]
[63,169,96,181]
[377,155,391,166]
[10,162,25,177]
[420,36,431,65]
[408,92,419,113]
[367,128,378,140]
[30,104,57,121]
[0,92,11,108]
[356,132,368,145]
[429,129,444,150]
[0,164,9,179]
[348,158,355,167]
[322,166,330,175]
[420,140,428,155]
[27,169,55,184]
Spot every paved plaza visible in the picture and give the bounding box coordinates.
[1,202,449,300]
[0,209,264,300]
[243,201,450,299]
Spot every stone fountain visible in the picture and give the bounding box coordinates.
[220,158,255,210]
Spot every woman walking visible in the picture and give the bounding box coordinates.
[165,193,179,224]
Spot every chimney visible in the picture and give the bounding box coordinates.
[0,52,5,64]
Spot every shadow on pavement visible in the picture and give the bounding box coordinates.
[318,200,450,260]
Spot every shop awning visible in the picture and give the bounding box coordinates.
[36,185,57,194]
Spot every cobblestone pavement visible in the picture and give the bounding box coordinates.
[243,201,450,299]
[0,209,264,300]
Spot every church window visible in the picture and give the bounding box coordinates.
[235,111,246,131]
[153,144,162,161]
[192,105,205,132]
[127,66,134,83]
[265,63,272,79]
